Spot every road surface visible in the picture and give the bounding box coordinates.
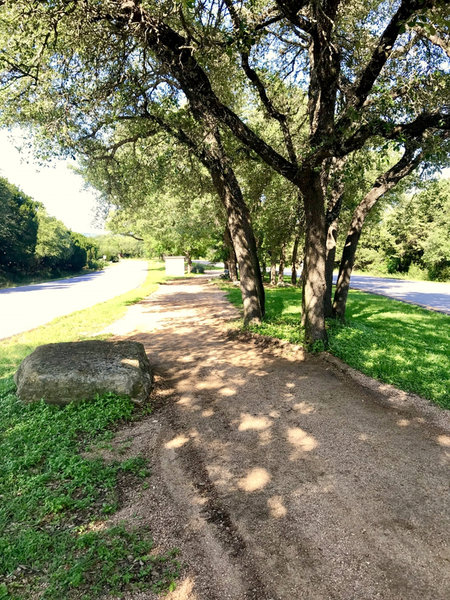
[337,274,450,314]
[200,261,450,314]
[0,260,149,340]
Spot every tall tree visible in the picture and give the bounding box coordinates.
[0,177,38,273]
[1,0,449,340]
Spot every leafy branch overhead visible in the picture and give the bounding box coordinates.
[0,0,448,341]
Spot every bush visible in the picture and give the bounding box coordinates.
[191,263,205,273]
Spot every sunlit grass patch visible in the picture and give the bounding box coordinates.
[221,283,449,409]
[0,262,181,598]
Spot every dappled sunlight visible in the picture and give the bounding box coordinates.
[292,401,315,414]
[77,520,107,535]
[238,413,272,432]
[258,429,273,445]
[165,434,190,449]
[120,358,139,368]
[267,495,287,518]
[397,418,410,427]
[287,427,318,452]
[218,386,237,397]
[166,575,197,599]
[238,467,271,492]
[201,408,214,418]
[437,435,450,447]
[359,433,369,441]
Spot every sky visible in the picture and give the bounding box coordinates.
[0,128,448,236]
[0,129,106,235]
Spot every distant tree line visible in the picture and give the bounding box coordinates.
[0,177,98,282]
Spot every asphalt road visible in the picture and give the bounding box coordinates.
[0,260,149,340]
[336,273,450,314]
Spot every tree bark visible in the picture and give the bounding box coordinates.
[324,219,338,317]
[224,226,238,281]
[186,252,192,274]
[278,243,286,284]
[291,231,301,285]
[209,159,265,324]
[299,169,328,344]
[270,255,277,285]
[333,147,422,319]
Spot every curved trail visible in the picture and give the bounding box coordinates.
[105,278,449,600]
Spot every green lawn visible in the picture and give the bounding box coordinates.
[222,284,450,409]
[0,262,181,599]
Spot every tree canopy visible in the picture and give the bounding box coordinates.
[1,0,449,340]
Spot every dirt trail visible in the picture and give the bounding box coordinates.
[106,278,450,600]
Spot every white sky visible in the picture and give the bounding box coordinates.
[0,128,448,236]
[0,129,106,235]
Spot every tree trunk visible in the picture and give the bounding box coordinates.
[278,243,286,284]
[333,148,422,320]
[299,170,327,344]
[270,257,277,285]
[210,165,265,324]
[291,232,300,285]
[186,252,192,274]
[201,121,265,324]
[324,217,338,317]
[224,226,238,281]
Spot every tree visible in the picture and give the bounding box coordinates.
[1,0,449,341]
[0,177,38,273]
[379,178,450,280]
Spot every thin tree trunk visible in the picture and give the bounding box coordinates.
[224,226,238,281]
[261,259,267,283]
[291,232,300,285]
[333,147,422,320]
[186,252,192,274]
[201,121,265,324]
[324,217,338,317]
[270,257,277,285]
[278,243,286,284]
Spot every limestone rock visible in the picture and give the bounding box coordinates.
[14,340,152,405]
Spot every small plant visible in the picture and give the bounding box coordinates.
[191,263,205,274]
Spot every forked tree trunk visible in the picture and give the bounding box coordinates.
[300,170,327,344]
[278,243,286,284]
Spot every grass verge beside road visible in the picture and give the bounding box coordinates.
[222,283,450,409]
[0,262,181,599]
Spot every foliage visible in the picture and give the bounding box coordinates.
[357,178,450,280]
[0,0,449,337]
[0,176,98,280]
[91,233,145,262]
[221,283,450,408]
[0,177,38,273]
[0,262,179,598]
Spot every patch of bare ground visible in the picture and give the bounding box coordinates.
[99,277,449,600]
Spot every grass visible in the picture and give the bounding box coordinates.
[221,283,450,409]
[0,262,181,599]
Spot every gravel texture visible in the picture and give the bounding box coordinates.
[101,278,450,600]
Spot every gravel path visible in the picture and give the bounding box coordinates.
[104,278,450,600]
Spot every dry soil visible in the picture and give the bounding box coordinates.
[102,277,450,600]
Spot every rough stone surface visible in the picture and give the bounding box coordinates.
[14,340,152,405]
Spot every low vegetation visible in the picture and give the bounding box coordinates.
[222,284,450,409]
[0,263,181,599]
